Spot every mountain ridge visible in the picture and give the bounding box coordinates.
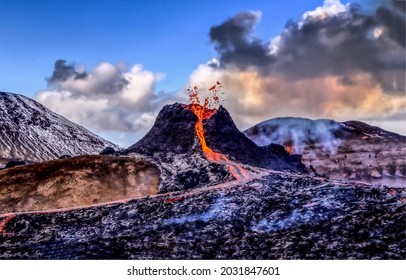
[244,116,405,147]
[0,91,117,163]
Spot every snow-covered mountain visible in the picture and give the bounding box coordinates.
[0,91,117,163]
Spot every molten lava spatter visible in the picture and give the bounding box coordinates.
[186,83,225,161]
[0,213,15,237]
[283,138,295,155]
[186,83,253,180]
[284,146,294,155]
[189,105,222,161]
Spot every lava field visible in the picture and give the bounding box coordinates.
[0,86,405,259]
[0,171,404,259]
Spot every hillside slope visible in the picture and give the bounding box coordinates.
[0,92,117,163]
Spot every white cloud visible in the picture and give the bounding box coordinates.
[190,0,405,135]
[36,62,175,147]
[302,0,350,22]
[187,64,406,133]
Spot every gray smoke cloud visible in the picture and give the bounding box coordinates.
[209,0,405,93]
[245,117,342,154]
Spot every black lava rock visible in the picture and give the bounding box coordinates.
[204,106,307,172]
[126,103,197,155]
[58,155,72,159]
[5,160,27,169]
[100,147,116,155]
[0,173,403,259]
[125,103,306,173]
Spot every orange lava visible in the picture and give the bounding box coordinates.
[285,146,294,154]
[188,104,224,161]
[186,83,243,180]
[186,83,226,162]
[0,213,15,237]
[163,197,184,204]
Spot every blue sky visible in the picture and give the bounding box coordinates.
[0,0,404,145]
[0,0,332,96]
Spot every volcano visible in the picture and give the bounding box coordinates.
[124,102,306,193]
[126,103,306,171]
[0,88,404,260]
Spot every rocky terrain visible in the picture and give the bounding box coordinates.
[0,99,404,260]
[125,103,305,193]
[0,92,117,165]
[0,171,404,259]
[0,155,160,213]
[244,117,406,186]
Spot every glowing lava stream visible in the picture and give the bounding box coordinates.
[0,84,268,230]
[188,103,252,181]
[186,84,260,182]
[0,213,15,236]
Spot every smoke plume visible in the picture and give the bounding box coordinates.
[190,0,406,135]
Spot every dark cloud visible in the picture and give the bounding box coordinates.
[47,60,87,84]
[274,5,405,92]
[47,59,129,95]
[392,0,406,13]
[209,1,405,93]
[376,4,405,46]
[209,11,274,72]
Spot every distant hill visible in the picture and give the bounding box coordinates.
[0,91,117,164]
[244,117,406,185]
[244,117,405,149]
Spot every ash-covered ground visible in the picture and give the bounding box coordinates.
[0,172,404,259]
[0,103,405,260]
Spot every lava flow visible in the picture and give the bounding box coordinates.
[185,83,253,181]
[0,213,15,237]
[186,84,224,162]
[284,145,294,155]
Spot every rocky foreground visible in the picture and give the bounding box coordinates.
[0,101,404,260]
[0,170,404,259]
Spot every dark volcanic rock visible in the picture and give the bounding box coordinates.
[342,120,406,142]
[125,103,228,193]
[244,117,406,146]
[244,117,406,186]
[204,106,306,172]
[123,103,307,193]
[126,103,197,155]
[0,173,404,259]
[4,160,27,169]
[58,155,72,159]
[100,147,116,155]
[126,103,306,173]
